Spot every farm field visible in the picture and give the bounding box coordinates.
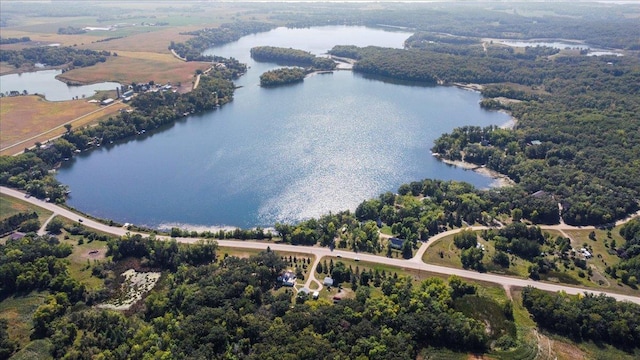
[56,54,210,92]
[0,95,127,156]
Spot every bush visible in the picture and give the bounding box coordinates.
[46,218,65,234]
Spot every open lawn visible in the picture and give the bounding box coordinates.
[53,216,117,290]
[0,193,53,222]
[56,55,209,93]
[421,229,639,296]
[0,95,127,155]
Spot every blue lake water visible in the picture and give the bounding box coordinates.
[0,69,120,101]
[56,26,511,229]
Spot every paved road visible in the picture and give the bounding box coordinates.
[3,185,639,304]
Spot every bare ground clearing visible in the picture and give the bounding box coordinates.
[97,269,161,311]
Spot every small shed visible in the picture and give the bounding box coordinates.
[298,287,310,295]
[323,277,334,287]
[9,232,26,241]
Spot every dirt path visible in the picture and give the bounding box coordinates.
[170,49,187,62]
[38,213,57,236]
[304,255,323,292]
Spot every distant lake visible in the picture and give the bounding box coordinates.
[57,26,511,229]
[0,69,120,101]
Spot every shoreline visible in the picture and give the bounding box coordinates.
[158,222,276,235]
[452,82,519,130]
[433,153,515,188]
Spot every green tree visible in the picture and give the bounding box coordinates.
[511,208,523,222]
[453,230,477,249]
[492,251,510,268]
[401,240,413,259]
[0,319,17,359]
[46,217,65,234]
[461,247,484,271]
[18,218,40,232]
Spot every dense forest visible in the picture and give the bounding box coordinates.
[606,218,640,287]
[327,38,640,226]
[0,36,30,45]
[250,46,336,70]
[273,178,559,255]
[169,21,276,61]
[259,67,307,87]
[522,287,640,349]
[271,2,640,50]
[0,46,110,69]
[3,231,639,359]
[1,233,516,359]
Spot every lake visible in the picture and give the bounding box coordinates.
[56,26,512,229]
[0,69,120,101]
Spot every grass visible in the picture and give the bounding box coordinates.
[83,26,202,54]
[379,225,394,236]
[51,216,117,290]
[56,55,209,93]
[0,96,127,156]
[0,193,53,222]
[62,236,110,291]
[563,227,625,269]
[500,287,640,360]
[9,339,54,360]
[421,229,639,295]
[0,292,49,349]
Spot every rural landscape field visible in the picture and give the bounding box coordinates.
[1,1,640,359]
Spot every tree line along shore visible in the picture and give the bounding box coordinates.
[2,3,640,358]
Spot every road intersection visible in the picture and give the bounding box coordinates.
[2,185,639,304]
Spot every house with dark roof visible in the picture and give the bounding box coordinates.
[277,270,296,287]
[389,237,405,250]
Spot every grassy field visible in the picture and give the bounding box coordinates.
[59,228,112,291]
[421,228,639,296]
[83,26,202,54]
[56,54,209,92]
[0,292,50,350]
[0,193,53,222]
[0,95,128,155]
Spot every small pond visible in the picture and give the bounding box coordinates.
[0,69,120,101]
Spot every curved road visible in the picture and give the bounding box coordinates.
[2,186,639,305]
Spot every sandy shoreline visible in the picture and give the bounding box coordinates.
[434,154,515,188]
[158,222,276,234]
